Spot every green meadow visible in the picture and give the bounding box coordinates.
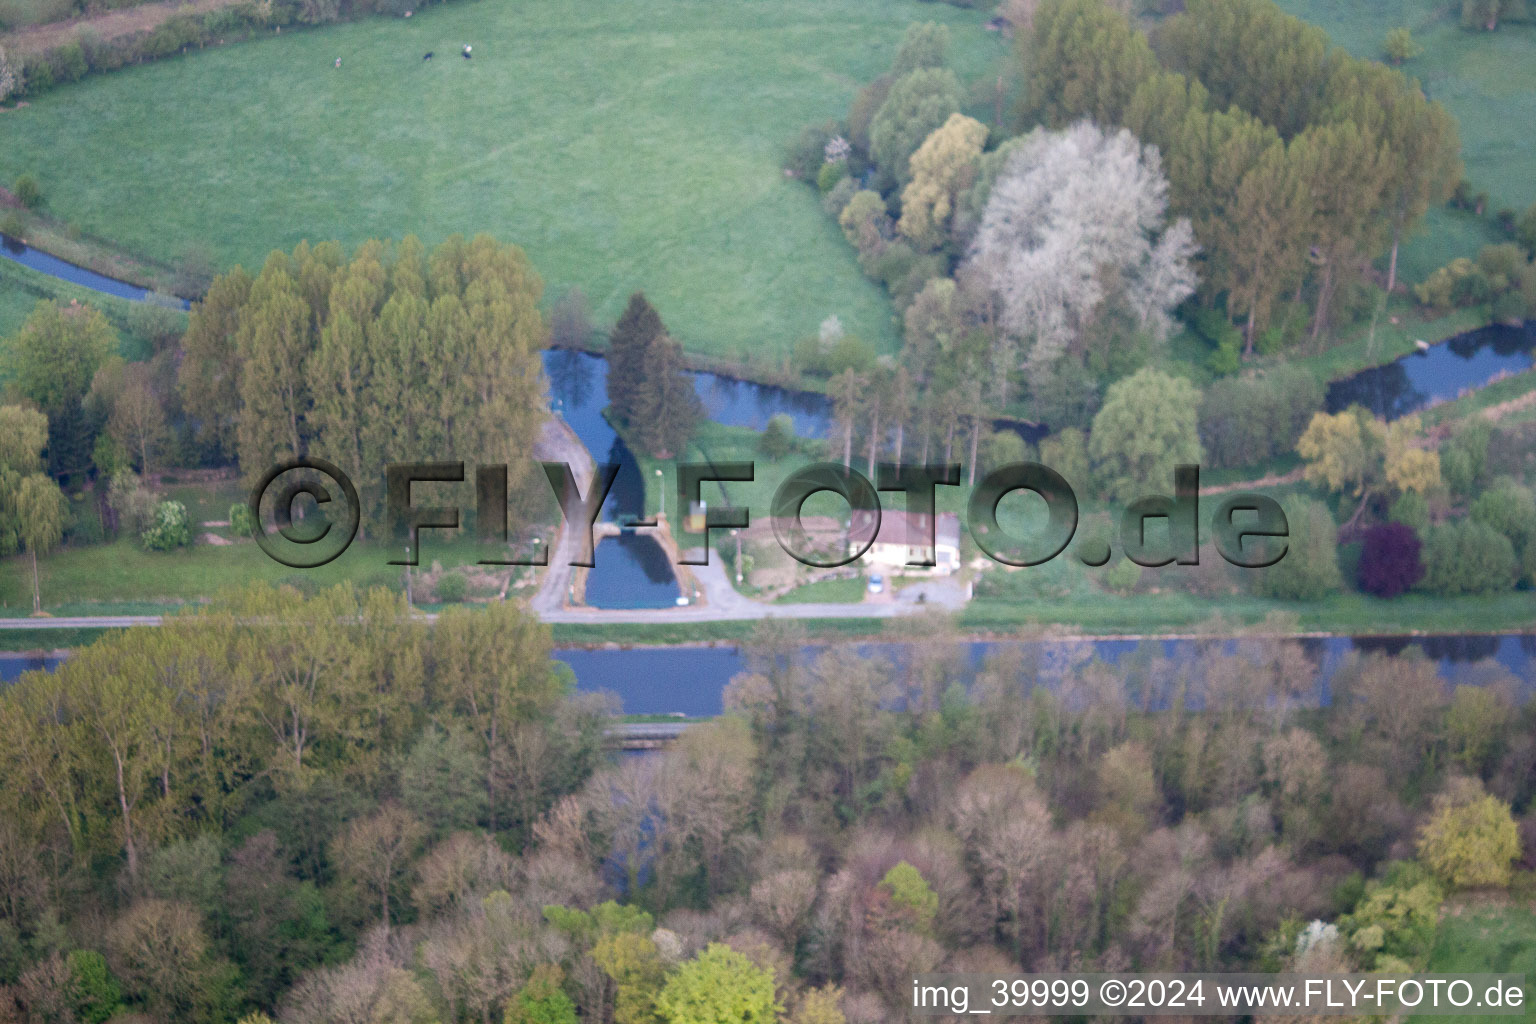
[1274,0,1536,282]
[0,0,1005,359]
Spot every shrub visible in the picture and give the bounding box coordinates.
[1199,367,1324,469]
[1388,491,1428,531]
[1417,786,1519,889]
[821,177,858,218]
[837,190,890,258]
[1470,479,1536,553]
[434,571,467,603]
[0,209,24,240]
[759,414,795,461]
[1383,27,1421,63]
[12,173,41,210]
[141,500,192,551]
[65,949,122,1024]
[108,471,156,535]
[1414,257,1491,311]
[229,502,256,537]
[1440,420,1492,497]
[1104,558,1142,594]
[815,160,848,194]
[1419,520,1518,595]
[1251,495,1342,601]
[785,122,838,179]
[1357,523,1423,598]
[1518,202,1536,257]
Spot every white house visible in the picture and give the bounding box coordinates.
[851,509,961,575]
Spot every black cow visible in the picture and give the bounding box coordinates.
[462,44,472,58]
[423,51,433,60]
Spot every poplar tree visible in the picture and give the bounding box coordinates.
[177,266,252,463]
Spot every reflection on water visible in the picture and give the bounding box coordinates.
[583,533,681,609]
[1326,321,1535,421]
[550,634,1536,716]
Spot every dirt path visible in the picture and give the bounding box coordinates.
[1203,468,1305,494]
[2,0,242,56]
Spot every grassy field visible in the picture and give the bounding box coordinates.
[0,256,170,361]
[1273,1,1536,282]
[0,0,1005,360]
[1422,899,1536,1023]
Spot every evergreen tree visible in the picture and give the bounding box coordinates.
[607,293,667,425]
[630,333,702,459]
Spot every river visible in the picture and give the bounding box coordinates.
[4,633,1533,714]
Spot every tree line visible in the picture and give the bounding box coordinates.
[6,607,1528,1021]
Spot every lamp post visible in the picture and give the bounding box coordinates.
[403,546,412,606]
[732,528,742,583]
[655,468,664,521]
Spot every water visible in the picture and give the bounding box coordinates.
[8,636,1532,715]
[548,633,1536,716]
[0,654,64,683]
[1326,321,1536,421]
[0,236,190,309]
[542,349,680,608]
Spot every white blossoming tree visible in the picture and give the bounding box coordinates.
[967,121,1198,375]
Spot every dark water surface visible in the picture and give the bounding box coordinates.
[0,236,190,308]
[10,634,1526,714]
[547,633,1536,716]
[1326,321,1535,421]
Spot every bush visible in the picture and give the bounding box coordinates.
[229,502,256,537]
[140,500,192,551]
[821,176,858,218]
[759,414,795,461]
[1383,26,1421,63]
[1518,201,1536,257]
[434,571,467,603]
[1251,495,1342,601]
[1414,257,1491,312]
[1470,479,1536,554]
[1388,491,1428,531]
[1419,520,1518,595]
[1440,420,1492,497]
[1357,523,1423,598]
[1199,367,1324,469]
[816,160,848,194]
[785,122,838,179]
[1417,787,1519,889]
[1103,558,1142,595]
[0,209,24,240]
[12,173,41,210]
[108,471,157,535]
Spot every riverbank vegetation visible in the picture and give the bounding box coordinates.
[1,595,1533,1021]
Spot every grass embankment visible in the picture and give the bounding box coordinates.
[0,0,1007,361]
[1273,0,1536,282]
[0,255,175,359]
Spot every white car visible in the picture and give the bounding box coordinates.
[867,574,884,594]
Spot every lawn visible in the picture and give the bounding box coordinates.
[774,574,866,604]
[1272,1,1536,282]
[1421,900,1536,1024]
[0,0,1005,360]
